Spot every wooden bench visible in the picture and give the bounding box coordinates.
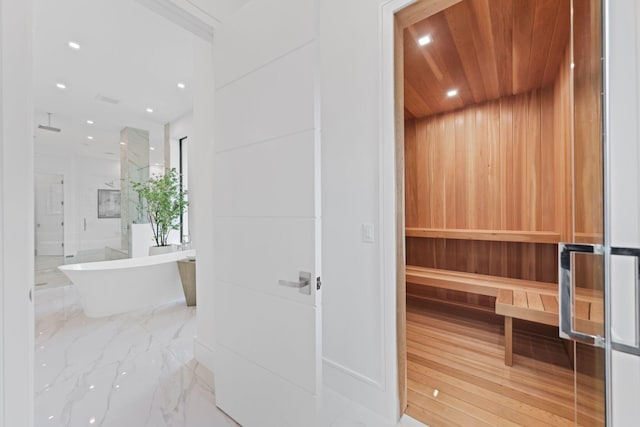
[406,266,557,366]
[406,265,603,367]
[495,287,604,365]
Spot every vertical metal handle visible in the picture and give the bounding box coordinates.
[559,243,605,347]
[610,247,640,356]
[83,218,87,231]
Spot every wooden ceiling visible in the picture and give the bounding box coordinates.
[403,0,571,119]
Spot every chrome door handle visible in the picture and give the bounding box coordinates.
[559,243,605,347]
[279,271,311,295]
[610,246,640,356]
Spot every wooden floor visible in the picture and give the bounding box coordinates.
[406,299,605,427]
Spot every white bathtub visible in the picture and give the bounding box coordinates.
[58,250,195,317]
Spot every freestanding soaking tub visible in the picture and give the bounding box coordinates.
[58,249,195,317]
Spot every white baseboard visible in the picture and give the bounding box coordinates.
[194,336,215,373]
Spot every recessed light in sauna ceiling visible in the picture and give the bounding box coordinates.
[418,35,432,46]
[447,89,458,97]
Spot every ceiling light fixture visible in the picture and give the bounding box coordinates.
[146,108,153,113]
[418,35,432,46]
[447,89,458,97]
[56,83,67,90]
[120,141,126,145]
[177,82,186,89]
[68,41,81,50]
[87,120,94,125]
[150,147,155,151]
[87,136,93,140]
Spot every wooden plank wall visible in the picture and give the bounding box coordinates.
[553,46,573,243]
[405,42,573,284]
[406,238,558,283]
[573,0,603,244]
[405,87,560,232]
[573,0,604,291]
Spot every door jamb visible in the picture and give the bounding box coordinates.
[380,0,463,418]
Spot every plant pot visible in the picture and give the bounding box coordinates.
[149,245,176,256]
[177,259,196,306]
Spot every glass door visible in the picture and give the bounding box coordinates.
[563,0,606,424]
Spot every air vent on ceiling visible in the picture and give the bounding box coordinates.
[104,152,116,156]
[95,94,120,105]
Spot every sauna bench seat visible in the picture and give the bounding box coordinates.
[406,266,557,366]
[405,266,603,367]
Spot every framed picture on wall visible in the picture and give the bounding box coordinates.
[97,189,121,219]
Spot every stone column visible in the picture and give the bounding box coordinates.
[120,127,149,254]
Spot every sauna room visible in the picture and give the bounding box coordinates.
[399,0,605,426]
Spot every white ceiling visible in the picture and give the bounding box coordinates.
[34,0,197,163]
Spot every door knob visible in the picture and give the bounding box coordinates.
[279,271,311,295]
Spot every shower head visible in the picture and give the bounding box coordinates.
[38,113,62,133]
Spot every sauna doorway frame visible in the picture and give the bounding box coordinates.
[380,0,468,416]
[380,0,613,422]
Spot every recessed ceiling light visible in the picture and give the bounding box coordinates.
[155,163,162,166]
[177,82,186,89]
[447,89,458,97]
[146,108,153,113]
[56,83,66,90]
[120,141,126,145]
[87,136,93,140]
[150,147,155,151]
[68,41,81,50]
[418,35,432,46]
[86,120,94,125]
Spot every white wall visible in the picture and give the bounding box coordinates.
[191,37,216,371]
[190,0,399,420]
[608,1,640,425]
[0,0,34,426]
[34,151,121,255]
[319,0,398,419]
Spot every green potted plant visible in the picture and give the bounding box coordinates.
[132,168,188,255]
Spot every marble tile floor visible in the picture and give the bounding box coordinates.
[35,285,237,427]
[35,285,426,427]
[35,256,71,289]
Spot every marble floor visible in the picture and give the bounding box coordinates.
[35,285,237,427]
[34,285,426,427]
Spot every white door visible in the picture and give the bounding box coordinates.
[212,0,322,426]
[34,173,64,256]
[608,1,640,425]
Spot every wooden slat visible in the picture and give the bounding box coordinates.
[589,299,604,322]
[496,289,512,306]
[527,292,545,311]
[575,300,590,321]
[541,294,559,314]
[495,288,559,326]
[513,290,528,308]
[406,265,557,297]
[405,227,560,243]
